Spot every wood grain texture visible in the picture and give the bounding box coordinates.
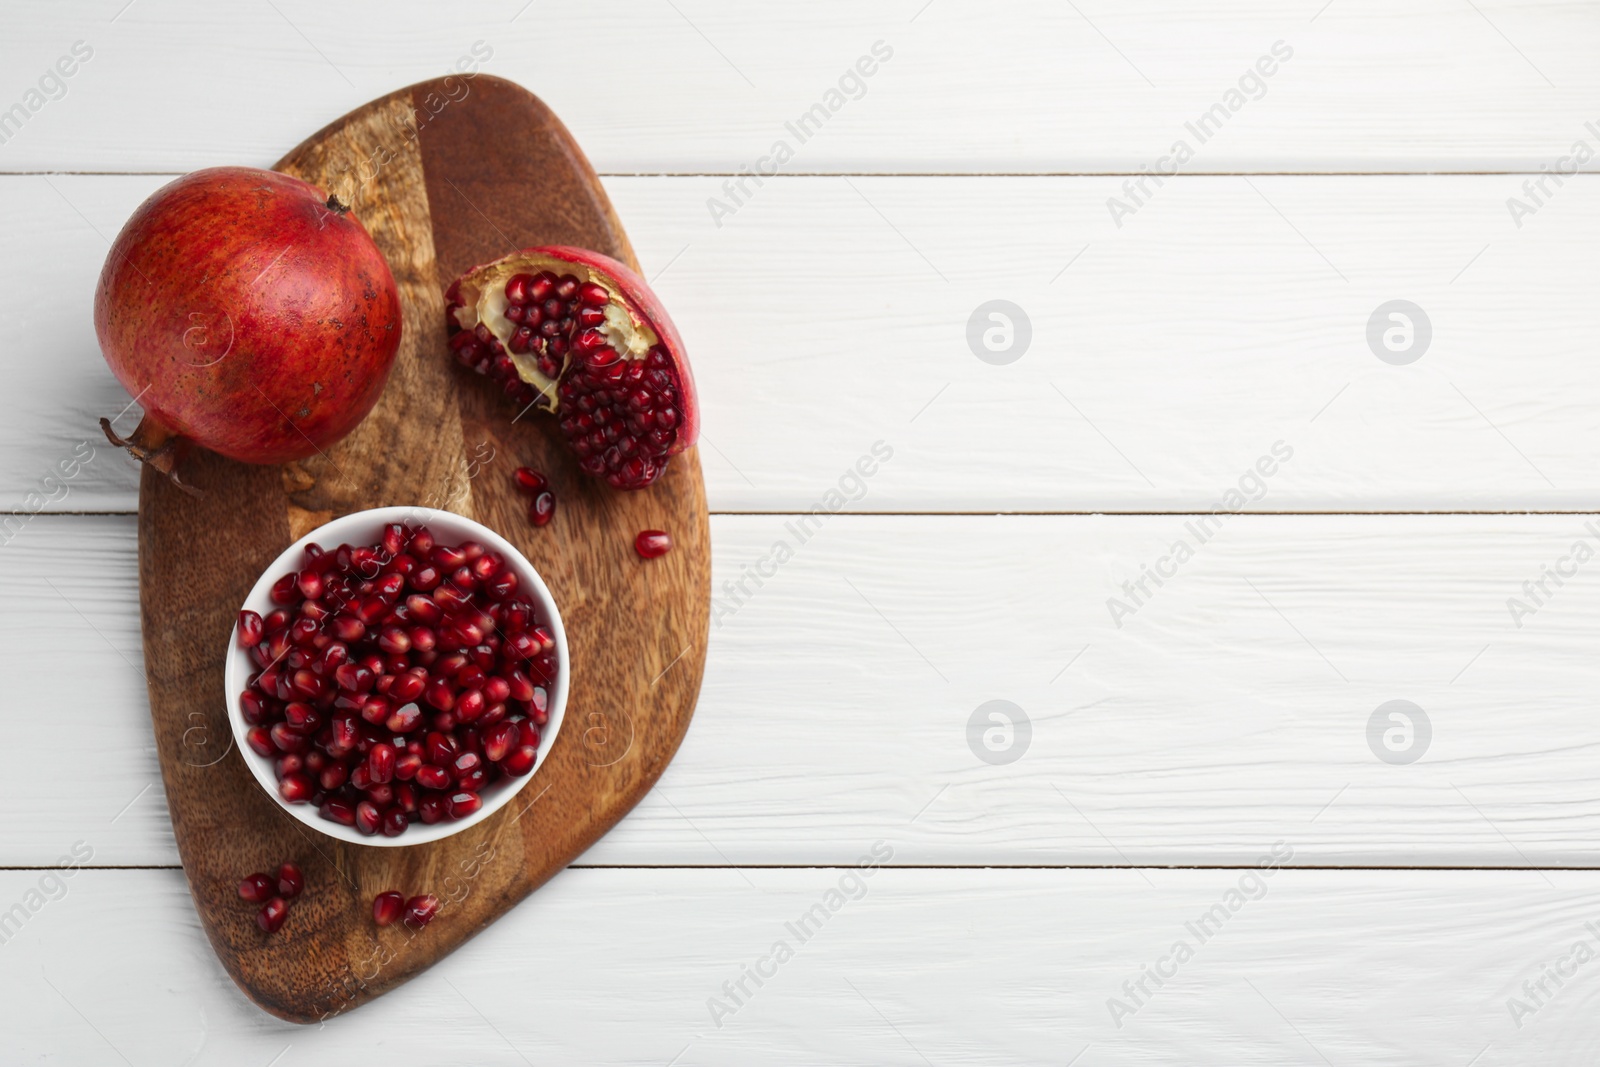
[135,77,708,1022]
[19,173,1600,514]
[21,513,1600,868]
[5,1,1600,174]
[7,867,1600,1065]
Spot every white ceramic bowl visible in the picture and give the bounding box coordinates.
[224,506,568,846]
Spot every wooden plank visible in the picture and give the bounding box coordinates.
[17,172,1600,515]
[2,866,1591,1064]
[3,1,1599,173]
[13,513,1600,868]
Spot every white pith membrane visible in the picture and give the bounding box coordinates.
[449,256,658,412]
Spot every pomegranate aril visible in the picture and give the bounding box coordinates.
[529,491,555,526]
[276,863,304,898]
[320,798,357,826]
[329,614,366,642]
[635,530,672,558]
[284,702,321,731]
[355,801,382,835]
[382,523,406,558]
[455,688,485,723]
[381,807,408,837]
[247,726,275,758]
[503,745,537,776]
[416,764,451,791]
[514,467,547,493]
[433,545,468,570]
[257,897,289,933]
[288,617,319,647]
[368,743,394,784]
[506,669,535,703]
[270,723,309,753]
[391,669,428,703]
[239,690,269,725]
[395,751,422,781]
[404,894,440,928]
[270,573,300,605]
[376,625,410,655]
[238,610,264,647]
[385,701,423,734]
[448,791,482,819]
[334,663,374,693]
[278,772,314,803]
[239,872,274,903]
[424,677,455,711]
[486,571,518,599]
[406,594,443,625]
[373,890,404,926]
[418,794,448,824]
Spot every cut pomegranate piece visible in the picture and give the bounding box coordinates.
[445,247,698,490]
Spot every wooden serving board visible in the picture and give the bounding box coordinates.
[136,75,709,1022]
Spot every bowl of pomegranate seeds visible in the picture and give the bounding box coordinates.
[225,506,568,846]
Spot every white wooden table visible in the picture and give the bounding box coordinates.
[5,1,1600,1062]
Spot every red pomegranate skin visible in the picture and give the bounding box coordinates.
[94,166,401,464]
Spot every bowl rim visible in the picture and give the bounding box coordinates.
[223,505,568,847]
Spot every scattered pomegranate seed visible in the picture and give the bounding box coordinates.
[404,894,440,928]
[529,491,556,527]
[257,897,289,933]
[514,467,548,493]
[238,872,274,903]
[276,863,304,898]
[373,891,404,926]
[634,530,671,558]
[240,528,556,838]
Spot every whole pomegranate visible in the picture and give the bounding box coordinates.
[95,166,401,486]
[445,247,698,490]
